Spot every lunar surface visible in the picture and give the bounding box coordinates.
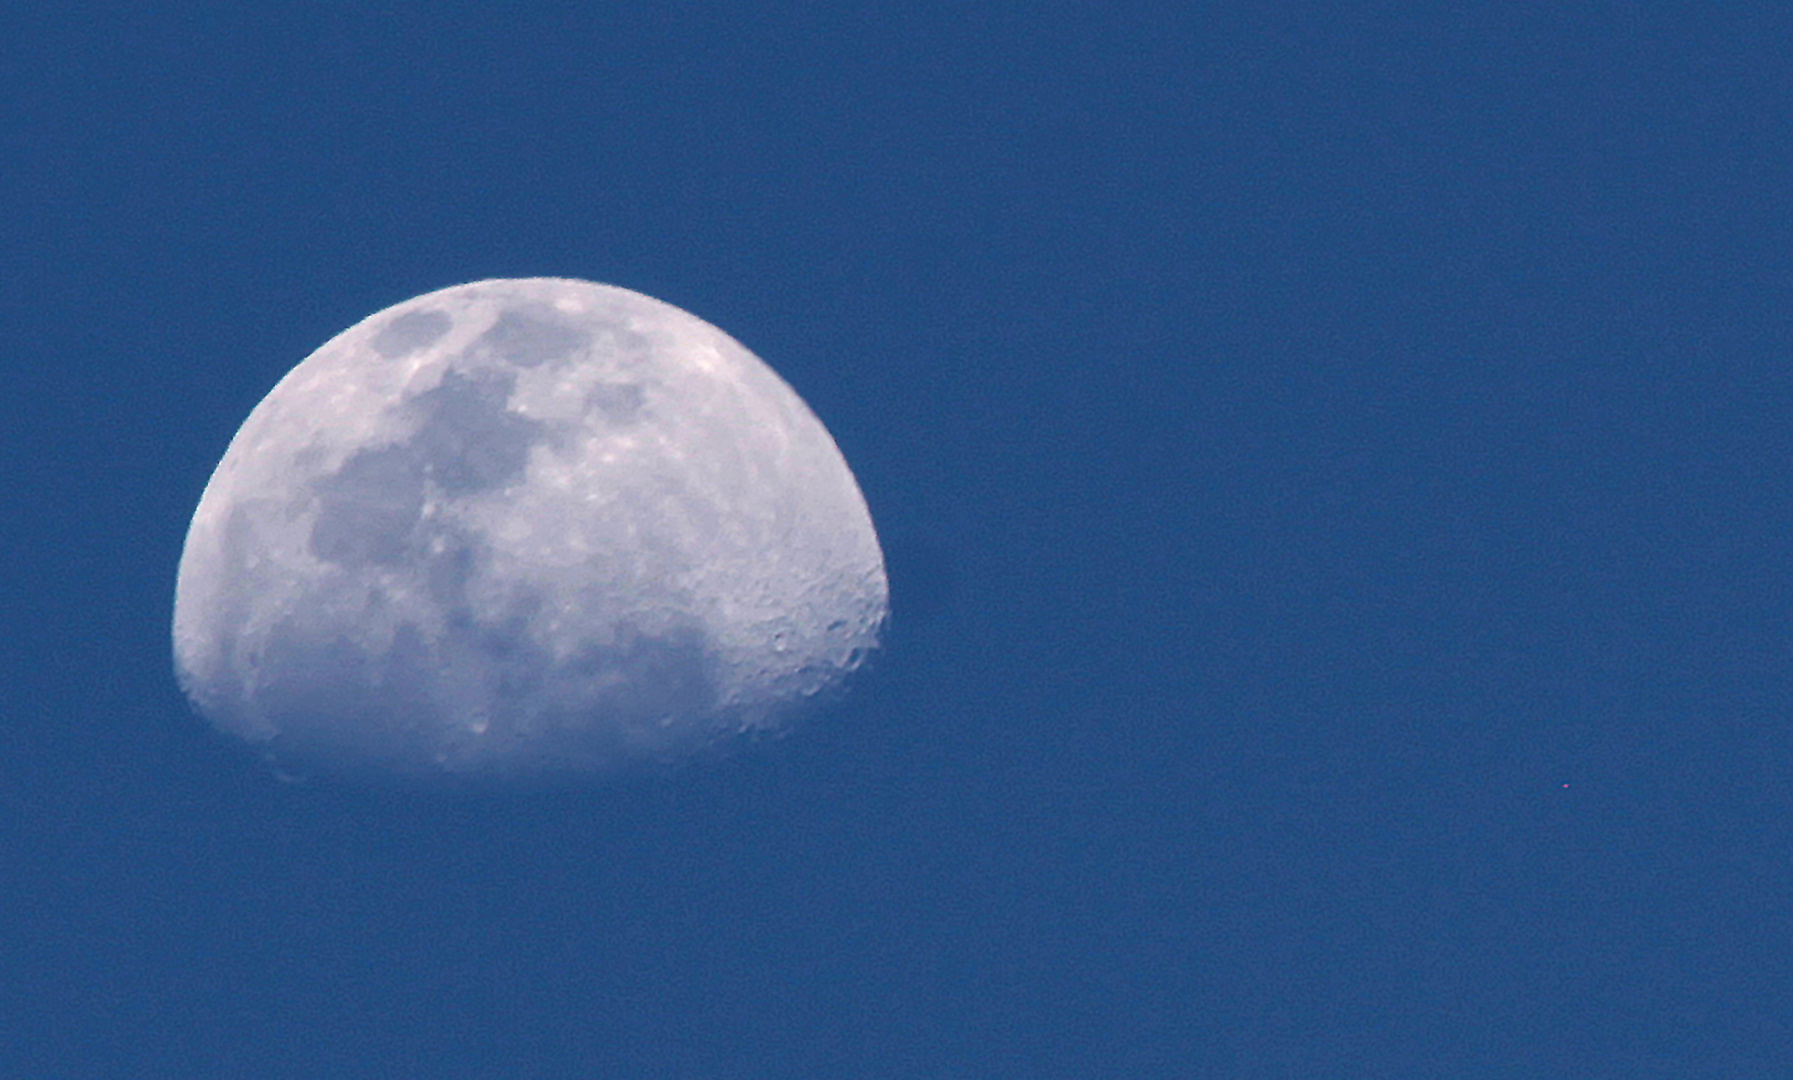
[173,278,887,781]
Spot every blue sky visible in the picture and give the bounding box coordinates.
[4,4,1792,1076]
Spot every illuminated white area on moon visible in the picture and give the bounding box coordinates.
[173,279,887,780]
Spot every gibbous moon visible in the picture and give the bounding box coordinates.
[173,279,887,781]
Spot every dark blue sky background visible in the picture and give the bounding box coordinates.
[6,4,1793,1076]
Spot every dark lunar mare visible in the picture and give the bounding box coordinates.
[369,307,452,358]
[276,336,727,778]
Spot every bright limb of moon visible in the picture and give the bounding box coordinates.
[172,279,887,781]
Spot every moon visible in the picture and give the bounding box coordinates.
[172,278,887,781]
